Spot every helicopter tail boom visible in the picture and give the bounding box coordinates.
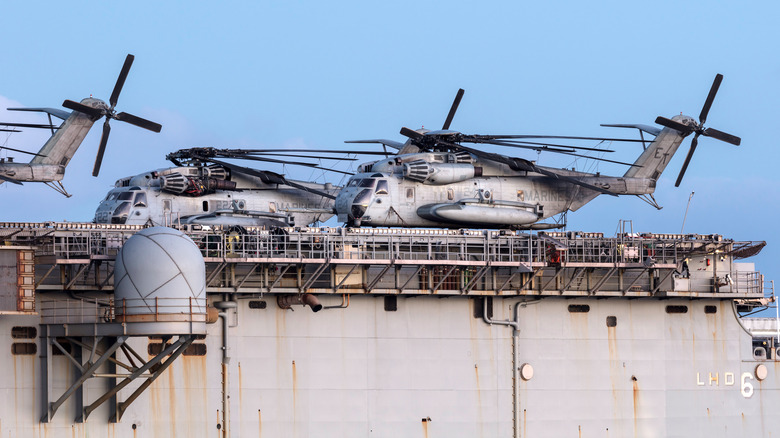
[622,119,689,181]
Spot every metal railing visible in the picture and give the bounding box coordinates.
[40,296,207,325]
[0,222,761,266]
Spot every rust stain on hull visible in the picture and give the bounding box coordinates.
[292,359,297,434]
[523,409,527,438]
[183,355,208,437]
[258,409,262,438]
[632,377,640,437]
[474,364,482,434]
[238,362,244,432]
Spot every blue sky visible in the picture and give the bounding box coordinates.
[1,2,778,296]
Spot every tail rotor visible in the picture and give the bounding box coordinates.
[654,74,741,187]
[62,54,162,176]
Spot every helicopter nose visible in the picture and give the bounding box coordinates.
[349,189,372,218]
[351,204,367,218]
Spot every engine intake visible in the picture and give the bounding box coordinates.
[403,161,477,185]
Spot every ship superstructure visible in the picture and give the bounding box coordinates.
[0,222,775,437]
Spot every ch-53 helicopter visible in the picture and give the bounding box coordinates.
[91,147,381,228]
[0,54,162,196]
[335,76,741,229]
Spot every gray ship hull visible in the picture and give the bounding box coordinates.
[1,296,776,437]
[0,223,776,437]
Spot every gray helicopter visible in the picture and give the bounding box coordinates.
[0,54,161,196]
[336,76,740,229]
[92,147,351,227]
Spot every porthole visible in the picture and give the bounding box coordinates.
[249,300,267,309]
[12,343,37,355]
[666,305,688,314]
[568,305,590,313]
[11,326,37,339]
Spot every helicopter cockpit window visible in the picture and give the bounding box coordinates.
[353,189,372,205]
[375,180,389,195]
[358,179,376,188]
[133,192,147,208]
[118,192,133,201]
[112,202,131,223]
[347,179,361,188]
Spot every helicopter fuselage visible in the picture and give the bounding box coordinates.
[93,165,338,227]
[336,120,689,229]
[335,170,645,228]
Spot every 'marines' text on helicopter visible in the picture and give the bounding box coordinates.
[336,77,740,229]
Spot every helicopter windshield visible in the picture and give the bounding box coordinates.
[353,189,372,205]
[347,178,376,188]
[111,202,131,224]
[375,180,389,195]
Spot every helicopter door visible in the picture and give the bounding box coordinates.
[163,198,179,225]
[404,187,415,207]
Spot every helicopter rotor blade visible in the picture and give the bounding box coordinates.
[655,116,694,134]
[468,137,615,153]
[239,152,358,161]
[0,122,57,130]
[62,100,104,119]
[109,54,134,108]
[555,150,641,167]
[674,133,700,187]
[0,146,46,158]
[115,112,162,133]
[200,157,284,183]
[476,134,649,143]
[442,89,464,130]
[204,157,336,199]
[215,154,319,167]
[699,73,723,125]
[92,119,111,177]
[400,127,425,141]
[473,139,575,153]
[219,148,392,156]
[702,127,741,146]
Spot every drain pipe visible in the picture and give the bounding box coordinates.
[215,300,237,438]
[483,300,539,438]
[483,300,520,438]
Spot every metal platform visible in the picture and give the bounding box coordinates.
[0,222,766,299]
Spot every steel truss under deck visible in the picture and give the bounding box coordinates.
[0,222,766,299]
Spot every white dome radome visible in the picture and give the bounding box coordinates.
[114,227,206,318]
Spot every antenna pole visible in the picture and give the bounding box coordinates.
[681,191,695,234]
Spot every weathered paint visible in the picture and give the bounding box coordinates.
[0,295,778,436]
